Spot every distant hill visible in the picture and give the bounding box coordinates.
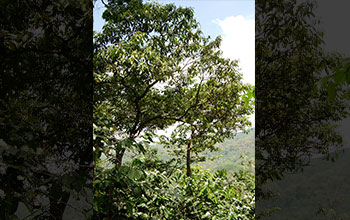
[197,128,255,173]
[148,128,255,174]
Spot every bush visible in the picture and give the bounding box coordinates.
[94,158,255,220]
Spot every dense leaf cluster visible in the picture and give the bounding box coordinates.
[94,151,255,220]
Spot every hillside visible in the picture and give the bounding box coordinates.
[259,147,350,220]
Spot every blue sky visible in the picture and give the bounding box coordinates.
[94,0,254,38]
[157,0,254,39]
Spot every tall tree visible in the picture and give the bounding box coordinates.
[94,0,253,168]
[159,39,254,176]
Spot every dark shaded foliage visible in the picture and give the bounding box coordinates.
[256,0,349,201]
[0,0,93,219]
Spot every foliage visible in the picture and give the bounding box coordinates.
[255,0,349,201]
[94,151,255,220]
[1,0,92,218]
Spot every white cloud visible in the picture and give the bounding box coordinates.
[214,15,255,85]
[214,16,255,127]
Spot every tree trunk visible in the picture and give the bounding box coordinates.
[186,140,192,177]
[115,148,126,166]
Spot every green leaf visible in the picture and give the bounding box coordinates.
[327,82,336,101]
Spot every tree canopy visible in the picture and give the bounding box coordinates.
[94,0,254,168]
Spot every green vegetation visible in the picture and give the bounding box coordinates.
[95,149,255,219]
[198,128,254,174]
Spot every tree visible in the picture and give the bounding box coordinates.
[255,0,349,201]
[93,0,254,170]
[160,50,254,176]
[94,0,201,166]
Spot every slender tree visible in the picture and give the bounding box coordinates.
[160,42,254,176]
